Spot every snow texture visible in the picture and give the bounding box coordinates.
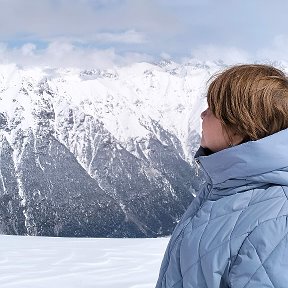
[0,235,169,288]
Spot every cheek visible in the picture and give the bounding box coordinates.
[201,118,228,151]
[202,117,221,134]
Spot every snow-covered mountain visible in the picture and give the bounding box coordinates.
[0,60,222,237]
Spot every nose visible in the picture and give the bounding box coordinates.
[201,108,208,119]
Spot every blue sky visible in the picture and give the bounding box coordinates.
[0,0,288,68]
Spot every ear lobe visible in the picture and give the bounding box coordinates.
[233,134,244,145]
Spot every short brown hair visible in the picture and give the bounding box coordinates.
[207,64,288,140]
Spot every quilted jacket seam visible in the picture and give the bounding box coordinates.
[254,213,288,229]
[281,186,288,201]
[181,231,250,277]
[191,209,240,232]
[242,194,284,208]
[190,194,286,233]
[260,264,276,288]
[229,214,288,271]
[229,190,254,261]
[276,200,286,218]
[248,238,276,287]
[180,215,288,283]
[212,166,288,186]
[241,234,288,288]
[170,278,182,288]
[227,215,288,288]
[198,200,214,288]
[160,185,213,286]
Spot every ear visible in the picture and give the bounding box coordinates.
[231,133,245,146]
[222,126,244,147]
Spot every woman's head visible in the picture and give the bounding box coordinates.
[201,64,288,152]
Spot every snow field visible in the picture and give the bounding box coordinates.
[0,235,169,288]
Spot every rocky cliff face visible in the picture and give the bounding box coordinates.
[0,60,217,237]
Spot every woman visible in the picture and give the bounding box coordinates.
[156,64,288,287]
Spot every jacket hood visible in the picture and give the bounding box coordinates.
[196,128,288,189]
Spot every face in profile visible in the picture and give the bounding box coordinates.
[200,108,243,152]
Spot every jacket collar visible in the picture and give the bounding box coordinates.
[195,128,288,188]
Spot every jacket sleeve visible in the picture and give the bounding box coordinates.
[228,215,288,288]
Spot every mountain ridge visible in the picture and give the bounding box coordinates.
[0,60,220,237]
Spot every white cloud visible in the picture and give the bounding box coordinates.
[1,0,288,66]
[160,52,172,60]
[21,43,37,56]
[91,30,146,44]
[0,41,153,69]
[257,35,288,62]
[189,45,251,64]
[0,0,176,44]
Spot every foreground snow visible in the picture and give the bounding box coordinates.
[0,235,169,288]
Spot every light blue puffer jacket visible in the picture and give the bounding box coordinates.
[156,128,288,288]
